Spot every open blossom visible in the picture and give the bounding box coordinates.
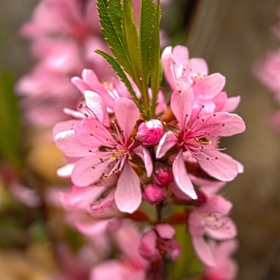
[188,190,237,267]
[156,76,245,199]
[203,240,238,280]
[55,95,153,213]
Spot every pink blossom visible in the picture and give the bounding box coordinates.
[55,97,153,213]
[137,119,164,146]
[204,240,239,280]
[153,162,173,186]
[142,184,167,204]
[139,224,181,262]
[90,221,148,280]
[188,192,237,267]
[20,0,100,40]
[156,76,245,199]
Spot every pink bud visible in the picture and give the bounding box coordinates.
[153,162,173,186]
[137,119,164,146]
[142,184,167,204]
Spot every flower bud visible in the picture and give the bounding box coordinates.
[142,184,167,204]
[137,119,164,146]
[153,162,173,186]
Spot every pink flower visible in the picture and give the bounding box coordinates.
[153,162,173,186]
[137,119,164,146]
[142,184,167,204]
[55,97,153,213]
[90,221,148,280]
[204,240,239,280]
[156,76,245,199]
[139,224,181,262]
[188,192,237,267]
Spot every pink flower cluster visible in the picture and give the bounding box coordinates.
[53,45,245,278]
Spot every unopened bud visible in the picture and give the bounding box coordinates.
[143,184,167,204]
[137,119,164,146]
[153,162,173,186]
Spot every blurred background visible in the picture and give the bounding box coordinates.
[1,0,280,279]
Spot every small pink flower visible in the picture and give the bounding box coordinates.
[55,97,153,213]
[142,184,167,204]
[156,76,245,199]
[139,224,181,262]
[153,162,173,186]
[136,119,164,146]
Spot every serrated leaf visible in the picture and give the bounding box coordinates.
[140,0,155,87]
[122,0,141,80]
[150,0,162,117]
[0,71,23,173]
[95,50,142,112]
[97,0,133,77]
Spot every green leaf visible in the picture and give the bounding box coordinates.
[0,71,23,173]
[97,0,133,77]
[122,0,141,79]
[95,50,142,112]
[150,0,162,117]
[140,0,155,87]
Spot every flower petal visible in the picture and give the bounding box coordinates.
[115,162,141,213]
[192,73,225,99]
[133,146,153,177]
[192,237,216,267]
[84,90,110,127]
[199,112,245,137]
[74,118,115,147]
[206,216,237,240]
[57,163,74,178]
[155,224,175,239]
[55,129,94,157]
[114,98,140,138]
[156,131,178,158]
[171,76,194,128]
[173,150,197,199]
[198,151,239,181]
[71,156,110,186]
[188,212,206,237]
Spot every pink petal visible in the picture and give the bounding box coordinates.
[200,112,245,137]
[198,151,239,181]
[71,156,110,186]
[200,195,232,215]
[172,45,189,64]
[192,236,216,267]
[57,163,74,178]
[188,58,208,76]
[173,150,197,199]
[84,90,110,127]
[155,224,175,239]
[138,230,161,262]
[52,119,77,138]
[133,146,153,177]
[156,131,178,158]
[206,216,237,240]
[115,162,141,213]
[161,46,176,90]
[114,98,140,138]
[188,212,206,237]
[55,130,95,157]
[171,76,194,128]
[90,260,125,280]
[221,96,241,112]
[193,73,225,99]
[74,118,115,147]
